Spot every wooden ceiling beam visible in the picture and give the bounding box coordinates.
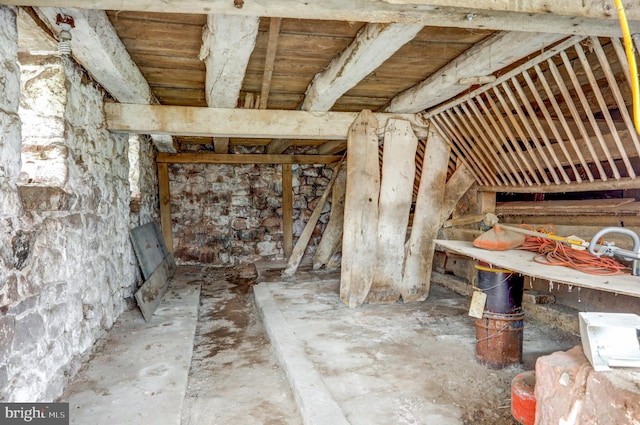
[385,31,567,113]
[156,152,341,164]
[199,14,258,108]
[199,14,258,154]
[301,23,423,112]
[267,22,422,154]
[34,7,177,152]
[8,1,639,37]
[105,103,419,139]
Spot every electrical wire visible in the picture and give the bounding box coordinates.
[614,0,640,135]
[517,224,628,276]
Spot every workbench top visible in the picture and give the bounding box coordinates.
[435,240,640,298]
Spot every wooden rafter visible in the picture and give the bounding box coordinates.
[302,23,423,112]
[199,14,259,108]
[301,22,422,155]
[9,0,639,37]
[385,31,567,113]
[199,14,258,153]
[34,7,176,152]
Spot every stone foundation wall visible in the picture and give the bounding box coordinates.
[0,7,148,401]
[170,162,332,265]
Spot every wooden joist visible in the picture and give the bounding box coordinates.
[271,23,420,152]
[199,14,259,108]
[10,0,639,37]
[34,8,177,152]
[386,31,567,113]
[302,23,423,112]
[105,103,418,139]
[156,153,341,164]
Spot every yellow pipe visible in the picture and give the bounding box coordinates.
[614,0,640,135]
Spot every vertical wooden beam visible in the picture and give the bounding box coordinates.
[401,129,450,302]
[282,164,293,258]
[478,190,496,214]
[157,163,173,253]
[213,137,229,154]
[312,166,346,269]
[340,110,380,308]
[369,119,418,304]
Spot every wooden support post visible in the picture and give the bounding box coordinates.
[283,160,343,276]
[213,137,229,154]
[369,119,418,303]
[312,165,346,269]
[282,164,293,258]
[401,129,450,302]
[340,110,380,307]
[157,163,173,253]
[478,190,496,214]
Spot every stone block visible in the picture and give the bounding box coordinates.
[535,346,640,425]
[302,167,320,177]
[0,314,15,362]
[12,311,45,353]
[581,369,640,424]
[257,240,279,256]
[535,346,591,425]
[522,290,555,305]
[18,185,74,211]
[231,217,248,231]
[261,216,281,229]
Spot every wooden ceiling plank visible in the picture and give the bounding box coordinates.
[10,1,639,37]
[259,17,282,109]
[301,23,423,111]
[199,14,259,108]
[34,7,176,152]
[105,104,420,139]
[385,31,567,113]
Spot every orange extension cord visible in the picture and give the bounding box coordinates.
[517,224,628,276]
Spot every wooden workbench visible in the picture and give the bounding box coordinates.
[435,240,640,298]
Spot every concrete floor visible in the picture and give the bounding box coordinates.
[60,264,580,425]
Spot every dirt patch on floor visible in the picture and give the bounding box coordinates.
[181,266,302,425]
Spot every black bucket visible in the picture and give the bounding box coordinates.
[475,262,524,314]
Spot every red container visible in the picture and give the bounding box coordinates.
[474,310,524,369]
[511,371,536,425]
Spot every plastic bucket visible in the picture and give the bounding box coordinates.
[475,310,524,369]
[511,371,536,425]
[475,262,524,314]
